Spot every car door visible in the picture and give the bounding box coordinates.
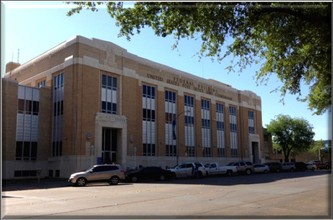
[88,166,107,181]
[210,163,218,175]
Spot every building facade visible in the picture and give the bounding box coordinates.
[2,36,264,179]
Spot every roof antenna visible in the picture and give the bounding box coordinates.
[17,48,20,63]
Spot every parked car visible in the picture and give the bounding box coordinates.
[253,164,270,173]
[307,160,327,169]
[281,162,296,172]
[294,162,307,171]
[68,164,125,186]
[305,162,317,171]
[168,162,207,178]
[324,161,331,170]
[125,166,176,182]
[264,162,282,173]
[226,161,254,175]
[204,162,238,176]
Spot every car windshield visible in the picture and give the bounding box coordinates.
[226,162,234,166]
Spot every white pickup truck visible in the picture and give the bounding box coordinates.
[168,162,207,178]
[204,162,238,176]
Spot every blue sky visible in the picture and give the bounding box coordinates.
[2,1,330,140]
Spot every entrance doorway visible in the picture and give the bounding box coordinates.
[252,142,259,163]
[102,128,118,164]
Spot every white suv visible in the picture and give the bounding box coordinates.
[169,162,207,178]
[281,162,296,172]
[68,164,125,186]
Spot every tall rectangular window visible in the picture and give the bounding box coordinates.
[37,80,46,88]
[165,91,177,156]
[16,86,39,161]
[142,85,156,156]
[184,95,195,157]
[216,103,225,157]
[52,73,64,157]
[201,99,211,157]
[101,74,117,114]
[229,106,238,157]
[248,111,255,134]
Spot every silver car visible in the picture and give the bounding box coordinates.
[68,164,125,186]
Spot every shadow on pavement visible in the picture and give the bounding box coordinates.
[2,170,331,191]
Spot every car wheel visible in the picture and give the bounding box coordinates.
[245,169,252,175]
[226,170,232,177]
[109,176,119,185]
[264,170,268,174]
[159,175,166,181]
[76,177,87,187]
[131,176,138,183]
[290,168,295,172]
[276,169,280,173]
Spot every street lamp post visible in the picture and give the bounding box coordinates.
[173,110,190,165]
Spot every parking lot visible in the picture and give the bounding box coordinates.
[2,170,331,218]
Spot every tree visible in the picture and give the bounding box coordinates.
[66,2,331,115]
[266,114,315,162]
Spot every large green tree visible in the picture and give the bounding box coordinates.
[266,114,315,162]
[67,2,331,115]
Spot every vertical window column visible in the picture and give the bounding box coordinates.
[201,99,211,157]
[248,111,255,134]
[216,103,225,157]
[229,106,238,157]
[52,73,64,157]
[16,86,39,161]
[101,74,117,114]
[165,91,177,156]
[184,95,195,157]
[142,85,156,156]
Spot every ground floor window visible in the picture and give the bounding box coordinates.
[143,143,155,156]
[203,147,211,157]
[166,145,176,157]
[14,170,38,177]
[16,141,37,160]
[217,148,225,157]
[186,146,195,157]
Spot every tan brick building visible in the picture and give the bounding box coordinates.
[2,36,265,179]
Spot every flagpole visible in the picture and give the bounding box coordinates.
[174,110,190,165]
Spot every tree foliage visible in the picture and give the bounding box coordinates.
[66,2,331,115]
[266,114,315,162]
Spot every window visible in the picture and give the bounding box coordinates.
[201,99,211,154]
[229,106,237,157]
[248,111,255,134]
[165,90,177,156]
[37,80,46,88]
[203,147,211,157]
[14,170,38,177]
[201,99,210,110]
[16,141,37,160]
[216,103,225,157]
[142,85,156,156]
[101,74,117,114]
[17,99,39,115]
[184,95,195,157]
[52,73,64,157]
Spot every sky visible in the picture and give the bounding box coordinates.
[1,1,331,141]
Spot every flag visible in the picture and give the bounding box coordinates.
[172,119,177,140]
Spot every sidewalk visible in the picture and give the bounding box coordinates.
[2,178,69,191]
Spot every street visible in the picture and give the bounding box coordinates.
[2,171,331,218]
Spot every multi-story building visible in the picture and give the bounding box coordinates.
[2,36,264,179]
